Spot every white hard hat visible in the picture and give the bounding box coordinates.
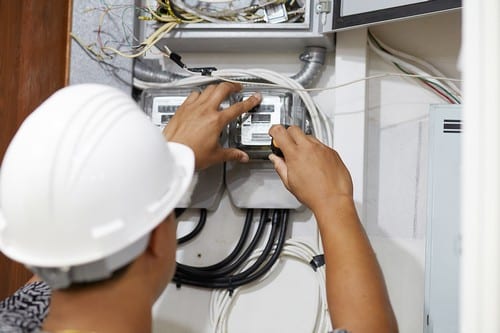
[0,84,194,271]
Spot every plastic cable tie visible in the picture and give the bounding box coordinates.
[309,254,325,271]
[188,67,218,76]
[227,276,235,296]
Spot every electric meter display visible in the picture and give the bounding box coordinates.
[151,96,186,128]
[141,90,192,130]
[141,89,231,130]
[240,96,282,146]
[229,89,306,160]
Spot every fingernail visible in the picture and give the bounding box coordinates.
[251,92,262,102]
[240,154,249,163]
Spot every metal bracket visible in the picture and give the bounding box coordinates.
[316,0,332,14]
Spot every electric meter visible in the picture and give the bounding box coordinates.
[141,90,187,130]
[142,89,230,130]
[140,88,227,210]
[228,89,306,160]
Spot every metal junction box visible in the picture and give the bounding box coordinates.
[135,0,335,52]
[424,104,461,333]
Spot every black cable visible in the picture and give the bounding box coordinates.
[196,209,257,271]
[174,209,289,289]
[175,208,187,218]
[175,209,267,278]
[177,209,207,245]
[175,209,256,274]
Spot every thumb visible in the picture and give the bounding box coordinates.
[220,148,250,163]
[268,154,289,188]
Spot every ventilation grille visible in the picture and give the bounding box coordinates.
[443,119,461,133]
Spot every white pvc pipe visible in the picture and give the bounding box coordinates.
[461,1,500,332]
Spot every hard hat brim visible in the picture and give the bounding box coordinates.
[0,142,195,268]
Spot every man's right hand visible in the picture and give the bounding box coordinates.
[268,125,354,212]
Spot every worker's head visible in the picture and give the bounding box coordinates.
[0,84,194,294]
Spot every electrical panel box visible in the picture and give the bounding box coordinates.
[424,104,461,333]
[332,0,461,30]
[135,0,335,52]
[141,88,226,210]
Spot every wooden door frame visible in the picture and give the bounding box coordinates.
[0,0,72,299]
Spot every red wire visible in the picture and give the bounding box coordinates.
[421,80,455,104]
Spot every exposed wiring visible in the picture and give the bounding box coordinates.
[71,2,180,63]
[367,30,462,104]
[210,239,331,333]
[368,30,462,97]
[151,0,305,24]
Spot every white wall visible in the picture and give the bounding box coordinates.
[366,12,461,333]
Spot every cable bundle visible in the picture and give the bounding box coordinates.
[152,0,306,24]
[174,209,290,290]
[368,30,462,104]
[133,68,334,147]
[209,239,331,333]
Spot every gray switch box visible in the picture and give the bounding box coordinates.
[424,104,461,333]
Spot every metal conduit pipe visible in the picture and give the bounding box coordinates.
[133,46,327,88]
[133,60,185,83]
[290,46,327,88]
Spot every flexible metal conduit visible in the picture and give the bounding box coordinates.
[133,46,327,88]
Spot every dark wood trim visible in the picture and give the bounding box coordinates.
[0,0,72,300]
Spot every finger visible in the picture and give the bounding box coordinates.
[219,148,249,163]
[286,126,309,144]
[183,90,201,104]
[269,125,296,156]
[220,92,262,124]
[207,82,242,107]
[195,84,218,104]
[268,154,289,188]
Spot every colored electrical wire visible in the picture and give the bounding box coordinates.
[368,30,462,98]
[367,30,462,104]
[153,0,305,24]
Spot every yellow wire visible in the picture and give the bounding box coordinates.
[101,22,177,58]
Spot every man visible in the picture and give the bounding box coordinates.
[0,82,397,332]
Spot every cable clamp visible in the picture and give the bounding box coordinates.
[188,67,218,76]
[227,276,235,296]
[316,0,332,14]
[309,254,325,271]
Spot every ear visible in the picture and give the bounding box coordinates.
[147,213,176,257]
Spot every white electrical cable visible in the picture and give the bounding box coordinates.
[213,68,333,147]
[367,37,461,103]
[368,32,462,98]
[210,239,331,333]
[367,37,462,104]
[133,68,334,147]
